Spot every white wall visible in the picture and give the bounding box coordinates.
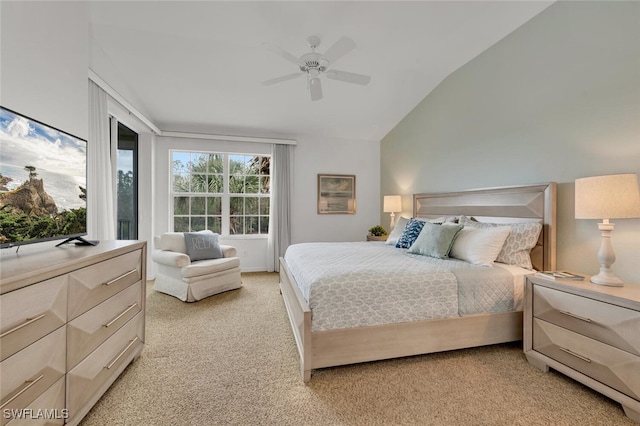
[380,1,640,283]
[291,135,380,244]
[1,1,88,139]
[152,135,273,272]
[0,1,89,260]
[150,133,380,272]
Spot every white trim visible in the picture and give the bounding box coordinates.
[161,131,297,146]
[89,70,297,146]
[89,69,162,135]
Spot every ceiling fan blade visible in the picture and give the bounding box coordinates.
[261,73,304,86]
[262,42,302,66]
[322,36,356,65]
[326,70,371,86]
[309,77,322,101]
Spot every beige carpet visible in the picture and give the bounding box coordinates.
[80,272,634,426]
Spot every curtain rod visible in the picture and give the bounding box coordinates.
[161,131,296,146]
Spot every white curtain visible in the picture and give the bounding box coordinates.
[87,80,116,240]
[267,143,293,272]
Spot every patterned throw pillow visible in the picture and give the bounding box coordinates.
[395,219,426,249]
[459,216,542,270]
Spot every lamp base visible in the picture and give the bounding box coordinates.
[590,221,624,287]
[590,271,624,287]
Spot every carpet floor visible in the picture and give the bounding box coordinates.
[80,272,633,425]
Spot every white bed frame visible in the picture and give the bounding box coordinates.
[280,183,557,381]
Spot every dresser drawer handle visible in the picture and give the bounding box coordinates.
[559,347,592,363]
[0,374,44,409]
[104,303,138,328]
[0,313,46,338]
[105,337,139,370]
[559,310,592,323]
[103,270,137,286]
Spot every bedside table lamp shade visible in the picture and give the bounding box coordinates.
[383,195,402,230]
[575,174,640,286]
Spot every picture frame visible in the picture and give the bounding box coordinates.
[317,174,356,214]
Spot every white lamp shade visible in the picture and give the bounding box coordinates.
[575,174,640,219]
[383,195,401,213]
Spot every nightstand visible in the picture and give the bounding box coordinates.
[524,274,640,422]
[366,235,387,242]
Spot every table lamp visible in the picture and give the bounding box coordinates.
[383,195,402,231]
[575,173,640,286]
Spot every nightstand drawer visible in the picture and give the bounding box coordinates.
[533,318,640,400]
[67,250,142,320]
[66,312,143,419]
[66,281,143,370]
[0,327,66,424]
[533,285,640,356]
[0,275,67,362]
[5,377,65,425]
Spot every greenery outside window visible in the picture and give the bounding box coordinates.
[171,151,270,236]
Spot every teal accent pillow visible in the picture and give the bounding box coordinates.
[395,219,425,249]
[184,231,223,261]
[407,223,463,258]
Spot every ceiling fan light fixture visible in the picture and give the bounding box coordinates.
[262,35,371,101]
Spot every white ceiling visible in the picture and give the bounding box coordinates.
[89,1,553,142]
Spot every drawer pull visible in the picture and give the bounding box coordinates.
[104,303,138,328]
[0,374,44,409]
[0,313,46,338]
[103,270,137,286]
[559,347,592,363]
[105,337,139,370]
[559,310,592,323]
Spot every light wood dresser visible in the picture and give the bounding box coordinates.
[524,274,640,423]
[0,240,146,425]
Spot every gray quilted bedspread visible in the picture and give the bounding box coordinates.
[283,242,515,332]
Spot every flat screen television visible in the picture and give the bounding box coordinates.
[0,106,92,249]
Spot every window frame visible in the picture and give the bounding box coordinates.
[169,149,271,237]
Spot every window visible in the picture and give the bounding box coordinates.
[171,151,270,236]
[116,122,138,240]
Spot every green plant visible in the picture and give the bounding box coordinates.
[368,225,387,236]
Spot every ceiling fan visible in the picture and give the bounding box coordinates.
[261,35,371,101]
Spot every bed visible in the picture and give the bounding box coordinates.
[279,183,556,381]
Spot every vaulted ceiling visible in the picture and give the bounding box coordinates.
[89,1,553,141]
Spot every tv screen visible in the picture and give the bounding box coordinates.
[0,106,88,248]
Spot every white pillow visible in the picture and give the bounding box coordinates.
[449,226,511,266]
[459,216,542,270]
[385,217,409,245]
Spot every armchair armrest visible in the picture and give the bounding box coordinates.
[152,249,191,268]
[220,245,237,258]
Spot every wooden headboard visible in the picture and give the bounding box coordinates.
[413,183,557,271]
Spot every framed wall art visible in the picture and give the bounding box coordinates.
[317,174,356,214]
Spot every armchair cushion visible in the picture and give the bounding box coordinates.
[152,249,190,268]
[184,231,223,261]
[181,257,241,278]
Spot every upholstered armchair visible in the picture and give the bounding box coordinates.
[152,230,242,302]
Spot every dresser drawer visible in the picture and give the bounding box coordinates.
[533,285,640,356]
[67,250,142,320]
[0,276,67,362]
[533,318,640,400]
[66,282,143,370]
[0,327,66,422]
[66,312,143,419]
[5,377,66,426]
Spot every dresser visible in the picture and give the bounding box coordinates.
[0,240,146,425]
[524,274,640,422]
